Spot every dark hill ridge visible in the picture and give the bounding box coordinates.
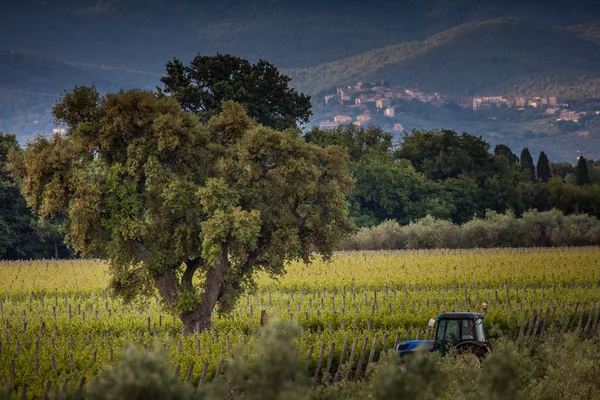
[1,0,599,71]
[286,18,600,99]
[0,50,113,93]
[0,50,117,141]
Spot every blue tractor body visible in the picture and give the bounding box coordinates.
[396,312,491,358]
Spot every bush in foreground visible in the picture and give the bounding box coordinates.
[23,323,600,400]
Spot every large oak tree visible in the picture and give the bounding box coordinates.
[18,87,353,331]
[159,53,312,131]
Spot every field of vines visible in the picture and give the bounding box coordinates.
[1,247,600,397]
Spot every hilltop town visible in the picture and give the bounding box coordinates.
[317,82,593,132]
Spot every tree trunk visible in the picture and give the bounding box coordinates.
[153,248,229,333]
[181,254,228,332]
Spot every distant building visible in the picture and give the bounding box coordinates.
[545,107,558,115]
[557,110,580,122]
[384,107,395,117]
[455,97,473,109]
[52,128,66,134]
[319,121,341,130]
[393,123,405,132]
[334,115,352,123]
[375,98,391,109]
[473,98,483,110]
[515,97,526,107]
[355,82,363,90]
[324,95,337,105]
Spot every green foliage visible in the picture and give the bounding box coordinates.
[20,88,353,329]
[31,330,600,400]
[85,346,196,400]
[0,132,70,259]
[305,125,394,162]
[205,321,310,400]
[395,129,492,181]
[519,148,536,183]
[342,209,600,250]
[494,144,518,166]
[372,350,446,400]
[159,54,312,131]
[536,152,552,183]
[576,156,591,186]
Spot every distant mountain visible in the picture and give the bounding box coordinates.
[0,50,117,140]
[2,0,600,146]
[286,18,600,99]
[1,0,599,72]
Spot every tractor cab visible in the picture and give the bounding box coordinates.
[396,312,491,359]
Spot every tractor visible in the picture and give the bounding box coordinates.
[396,312,492,360]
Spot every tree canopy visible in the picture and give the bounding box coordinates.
[0,133,69,259]
[520,148,536,183]
[576,156,591,186]
[18,87,353,330]
[537,151,552,183]
[159,53,312,131]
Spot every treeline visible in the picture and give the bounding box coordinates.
[306,125,600,228]
[342,210,600,250]
[0,133,70,260]
[28,321,600,400]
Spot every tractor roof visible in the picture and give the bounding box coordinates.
[438,312,485,320]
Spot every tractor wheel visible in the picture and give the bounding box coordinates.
[454,344,489,366]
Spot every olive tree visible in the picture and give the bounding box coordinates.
[18,87,353,331]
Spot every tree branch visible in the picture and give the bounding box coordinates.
[129,240,150,261]
[181,257,203,289]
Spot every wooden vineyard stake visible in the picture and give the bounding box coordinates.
[61,379,69,394]
[343,338,359,382]
[525,310,536,338]
[378,334,389,364]
[354,336,369,381]
[304,345,314,373]
[77,377,86,396]
[185,363,195,383]
[322,342,335,384]
[365,335,379,378]
[197,362,209,392]
[333,341,349,382]
[592,303,600,331]
[518,310,529,339]
[584,302,596,332]
[42,381,52,400]
[260,310,268,326]
[214,359,224,378]
[577,303,586,330]
[312,343,327,383]
[540,307,550,335]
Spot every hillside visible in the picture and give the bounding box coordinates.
[286,18,600,99]
[1,0,599,72]
[0,50,117,140]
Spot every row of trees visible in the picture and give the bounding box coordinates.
[306,125,600,227]
[342,210,600,250]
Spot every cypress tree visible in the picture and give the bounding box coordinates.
[536,151,552,183]
[520,148,536,182]
[575,156,591,186]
